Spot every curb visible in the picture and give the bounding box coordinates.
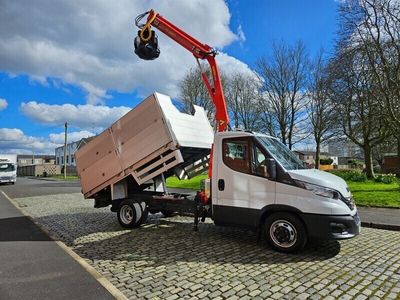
[361,221,400,231]
[24,176,79,182]
[0,190,128,300]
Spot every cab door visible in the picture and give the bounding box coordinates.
[213,136,276,227]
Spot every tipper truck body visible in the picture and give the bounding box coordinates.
[76,92,213,203]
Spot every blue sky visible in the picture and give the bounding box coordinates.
[0,0,340,154]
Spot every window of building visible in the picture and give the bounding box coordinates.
[66,156,69,164]
[56,158,59,165]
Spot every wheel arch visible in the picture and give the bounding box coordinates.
[257,204,305,229]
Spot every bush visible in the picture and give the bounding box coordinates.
[328,170,367,182]
[375,174,398,184]
[348,159,364,169]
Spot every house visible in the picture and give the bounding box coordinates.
[294,150,337,169]
[17,154,55,167]
[55,137,95,167]
[293,151,316,167]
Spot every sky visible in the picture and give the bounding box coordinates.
[0,0,340,154]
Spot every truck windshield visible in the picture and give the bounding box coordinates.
[0,163,15,172]
[256,136,305,170]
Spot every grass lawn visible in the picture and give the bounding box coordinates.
[348,181,400,208]
[166,174,207,190]
[166,175,400,208]
[47,175,79,181]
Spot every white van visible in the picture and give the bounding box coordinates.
[0,154,17,184]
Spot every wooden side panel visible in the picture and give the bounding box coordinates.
[76,129,115,174]
[118,119,172,170]
[80,150,122,194]
[76,94,178,198]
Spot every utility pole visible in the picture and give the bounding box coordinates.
[63,122,68,179]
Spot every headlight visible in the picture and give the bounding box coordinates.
[295,180,340,199]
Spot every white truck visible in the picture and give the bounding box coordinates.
[76,91,360,253]
[0,154,17,184]
[76,10,360,253]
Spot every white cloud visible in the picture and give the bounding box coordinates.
[0,128,58,154]
[0,128,97,154]
[0,98,8,111]
[49,130,94,144]
[20,101,130,131]
[0,0,251,104]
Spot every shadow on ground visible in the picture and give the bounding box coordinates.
[0,216,52,242]
[35,212,341,266]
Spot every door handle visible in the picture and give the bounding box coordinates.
[218,179,225,191]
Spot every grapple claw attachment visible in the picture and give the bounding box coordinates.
[134,30,160,60]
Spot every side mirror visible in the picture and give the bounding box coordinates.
[266,158,277,180]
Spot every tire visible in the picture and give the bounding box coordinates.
[161,210,175,218]
[264,212,307,253]
[117,199,148,228]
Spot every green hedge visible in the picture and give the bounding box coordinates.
[328,170,398,184]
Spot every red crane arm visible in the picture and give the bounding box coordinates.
[145,10,229,132]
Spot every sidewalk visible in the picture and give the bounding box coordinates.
[0,192,119,300]
[358,206,400,231]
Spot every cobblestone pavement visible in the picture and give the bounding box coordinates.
[13,193,400,300]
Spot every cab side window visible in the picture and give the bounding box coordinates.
[222,139,250,174]
[253,145,268,177]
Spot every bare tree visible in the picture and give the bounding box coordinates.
[257,41,310,149]
[178,63,215,121]
[338,0,400,159]
[307,50,336,169]
[329,48,390,178]
[225,72,263,131]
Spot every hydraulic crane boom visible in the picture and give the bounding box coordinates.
[134,10,229,132]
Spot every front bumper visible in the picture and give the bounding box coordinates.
[0,179,16,183]
[300,212,361,240]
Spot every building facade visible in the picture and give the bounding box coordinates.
[55,137,94,167]
[17,155,55,167]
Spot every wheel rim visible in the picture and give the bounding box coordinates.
[120,205,134,224]
[269,219,297,248]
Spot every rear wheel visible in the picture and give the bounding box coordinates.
[264,212,307,253]
[117,199,148,228]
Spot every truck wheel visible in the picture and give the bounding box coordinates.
[264,212,307,253]
[117,199,148,228]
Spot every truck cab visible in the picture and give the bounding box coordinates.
[0,155,17,184]
[211,131,360,252]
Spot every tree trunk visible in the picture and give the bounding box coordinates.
[363,145,374,179]
[397,135,400,175]
[315,142,320,169]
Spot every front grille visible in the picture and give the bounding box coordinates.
[0,176,12,180]
[341,196,355,210]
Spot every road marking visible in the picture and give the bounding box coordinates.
[0,190,128,300]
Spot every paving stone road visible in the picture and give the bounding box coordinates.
[12,193,400,300]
